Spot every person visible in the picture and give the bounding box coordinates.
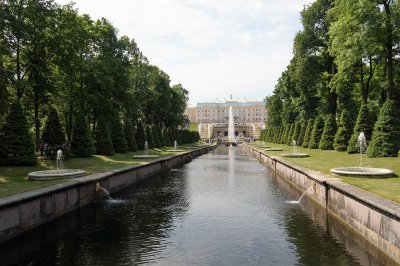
[39,142,45,158]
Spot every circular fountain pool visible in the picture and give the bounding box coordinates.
[28,169,85,180]
[281,153,309,158]
[330,167,394,178]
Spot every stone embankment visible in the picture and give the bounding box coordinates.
[0,146,215,244]
[245,144,400,264]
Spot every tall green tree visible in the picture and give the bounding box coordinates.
[0,102,36,165]
[94,115,114,155]
[71,113,94,157]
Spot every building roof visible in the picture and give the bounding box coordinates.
[195,99,265,108]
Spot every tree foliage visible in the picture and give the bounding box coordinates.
[0,102,36,165]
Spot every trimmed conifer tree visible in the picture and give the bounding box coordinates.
[333,110,352,152]
[297,121,307,146]
[94,115,114,155]
[319,114,336,150]
[124,119,137,152]
[42,107,65,159]
[151,125,161,148]
[110,118,127,153]
[167,127,174,146]
[286,124,295,146]
[292,122,301,145]
[157,125,165,147]
[145,124,154,148]
[162,127,171,146]
[0,102,37,165]
[367,100,400,157]
[347,104,374,153]
[302,119,314,148]
[136,122,146,150]
[309,116,324,149]
[280,125,289,144]
[71,114,94,157]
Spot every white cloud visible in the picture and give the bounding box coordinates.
[56,0,313,104]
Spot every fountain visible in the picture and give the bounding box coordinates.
[28,149,85,180]
[133,141,160,158]
[330,132,394,177]
[166,140,185,152]
[281,140,309,158]
[225,105,237,146]
[286,186,312,204]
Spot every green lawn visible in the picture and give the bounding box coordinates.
[0,144,208,198]
[249,142,400,203]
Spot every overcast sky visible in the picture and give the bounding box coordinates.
[55,0,313,105]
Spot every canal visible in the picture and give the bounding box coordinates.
[0,146,396,265]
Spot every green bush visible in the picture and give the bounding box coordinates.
[110,118,127,153]
[151,125,160,148]
[319,114,337,150]
[333,110,352,152]
[281,125,289,144]
[94,115,114,155]
[136,122,146,150]
[347,105,374,154]
[124,119,137,152]
[71,114,94,157]
[162,127,170,146]
[286,124,295,146]
[309,116,324,149]
[42,107,65,158]
[145,124,154,148]
[297,121,307,146]
[367,100,400,157]
[302,119,314,148]
[292,122,301,145]
[0,102,37,165]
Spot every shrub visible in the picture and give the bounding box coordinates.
[94,115,114,155]
[347,105,374,154]
[145,124,154,148]
[0,102,36,165]
[333,110,352,152]
[71,114,94,157]
[124,119,137,152]
[302,119,314,148]
[286,124,295,146]
[136,122,146,150]
[110,118,127,153]
[292,122,301,145]
[367,100,400,157]
[162,127,171,146]
[42,107,65,158]
[319,114,337,150]
[297,121,307,146]
[308,116,324,149]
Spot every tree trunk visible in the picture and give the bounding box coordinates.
[383,1,394,100]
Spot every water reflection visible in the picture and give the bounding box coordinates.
[0,146,396,265]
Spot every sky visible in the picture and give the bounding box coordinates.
[55,0,313,105]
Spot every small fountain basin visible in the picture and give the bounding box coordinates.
[133,155,160,159]
[166,149,185,152]
[281,153,309,158]
[265,148,282,151]
[28,169,85,180]
[330,167,394,178]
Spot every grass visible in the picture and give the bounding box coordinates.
[0,143,207,198]
[249,142,400,203]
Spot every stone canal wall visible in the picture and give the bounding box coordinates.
[0,146,214,244]
[245,145,400,264]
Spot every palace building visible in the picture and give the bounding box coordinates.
[185,97,267,140]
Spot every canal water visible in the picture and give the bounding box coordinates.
[0,146,396,265]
